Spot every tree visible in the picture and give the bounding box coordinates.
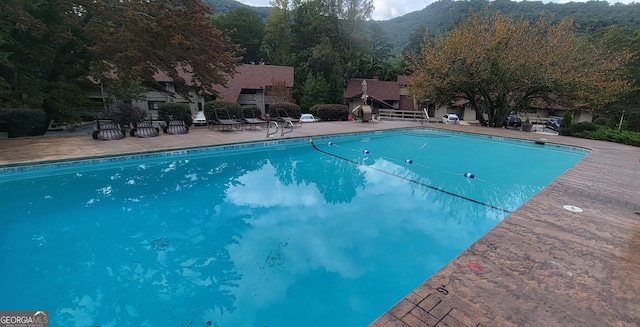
[367,23,394,78]
[268,79,294,103]
[86,0,242,99]
[409,13,633,127]
[264,0,293,65]
[591,26,640,132]
[0,0,92,126]
[401,25,431,74]
[338,0,374,51]
[211,6,265,64]
[300,72,330,110]
[0,0,242,125]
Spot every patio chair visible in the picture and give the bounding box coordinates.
[130,116,159,137]
[359,105,373,122]
[210,107,243,131]
[92,120,126,140]
[274,108,300,126]
[241,107,267,129]
[162,119,189,135]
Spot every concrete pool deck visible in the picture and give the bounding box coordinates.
[1,120,639,326]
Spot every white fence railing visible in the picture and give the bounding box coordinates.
[378,109,426,121]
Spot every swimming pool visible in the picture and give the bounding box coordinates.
[0,128,588,326]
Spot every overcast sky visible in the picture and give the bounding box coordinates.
[235,0,637,21]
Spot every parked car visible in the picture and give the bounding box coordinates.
[300,114,317,123]
[441,114,459,124]
[193,110,207,126]
[546,118,562,131]
[503,116,522,129]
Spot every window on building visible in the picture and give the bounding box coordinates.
[148,101,165,111]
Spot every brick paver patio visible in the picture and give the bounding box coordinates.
[1,120,639,326]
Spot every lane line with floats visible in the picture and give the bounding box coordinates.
[308,138,511,213]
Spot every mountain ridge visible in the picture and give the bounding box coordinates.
[203,0,640,52]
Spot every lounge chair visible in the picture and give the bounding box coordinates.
[92,120,126,140]
[274,108,300,126]
[210,108,243,131]
[241,107,267,129]
[130,117,159,137]
[163,119,189,134]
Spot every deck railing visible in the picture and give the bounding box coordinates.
[378,109,426,121]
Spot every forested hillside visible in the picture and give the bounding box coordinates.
[203,0,271,18]
[202,0,640,55]
[371,0,640,53]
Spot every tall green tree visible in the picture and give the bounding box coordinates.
[591,27,640,131]
[263,0,376,107]
[300,72,330,110]
[367,23,394,78]
[264,0,292,65]
[409,13,633,127]
[211,6,265,64]
[401,25,430,74]
[0,0,92,124]
[338,0,374,51]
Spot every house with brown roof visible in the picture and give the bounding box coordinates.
[343,75,592,124]
[85,64,294,118]
[212,64,294,113]
[343,76,416,113]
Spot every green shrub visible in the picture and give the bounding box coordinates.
[605,118,618,129]
[309,105,319,117]
[0,108,47,138]
[103,103,147,126]
[310,104,349,121]
[571,121,598,133]
[572,128,640,147]
[268,102,301,119]
[593,117,608,125]
[242,105,263,119]
[158,103,192,126]
[204,101,243,120]
[560,111,572,128]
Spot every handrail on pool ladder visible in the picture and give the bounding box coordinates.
[266,121,279,138]
[281,121,294,136]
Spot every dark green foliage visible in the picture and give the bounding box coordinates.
[103,103,147,126]
[0,108,47,138]
[572,128,640,146]
[158,103,193,126]
[605,118,619,129]
[594,117,608,125]
[300,73,331,111]
[203,0,270,19]
[1,0,92,122]
[211,6,265,64]
[310,104,349,121]
[78,108,103,122]
[268,102,301,119]
[560,111,573,128]
[242,105,263,119]
[204,101,243,120]
[571,121,598,133]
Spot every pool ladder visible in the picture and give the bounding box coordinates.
[266,121,294,138]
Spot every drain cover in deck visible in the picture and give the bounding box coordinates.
[563,205,583,213]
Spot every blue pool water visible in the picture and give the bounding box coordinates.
[0,129,587,327]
